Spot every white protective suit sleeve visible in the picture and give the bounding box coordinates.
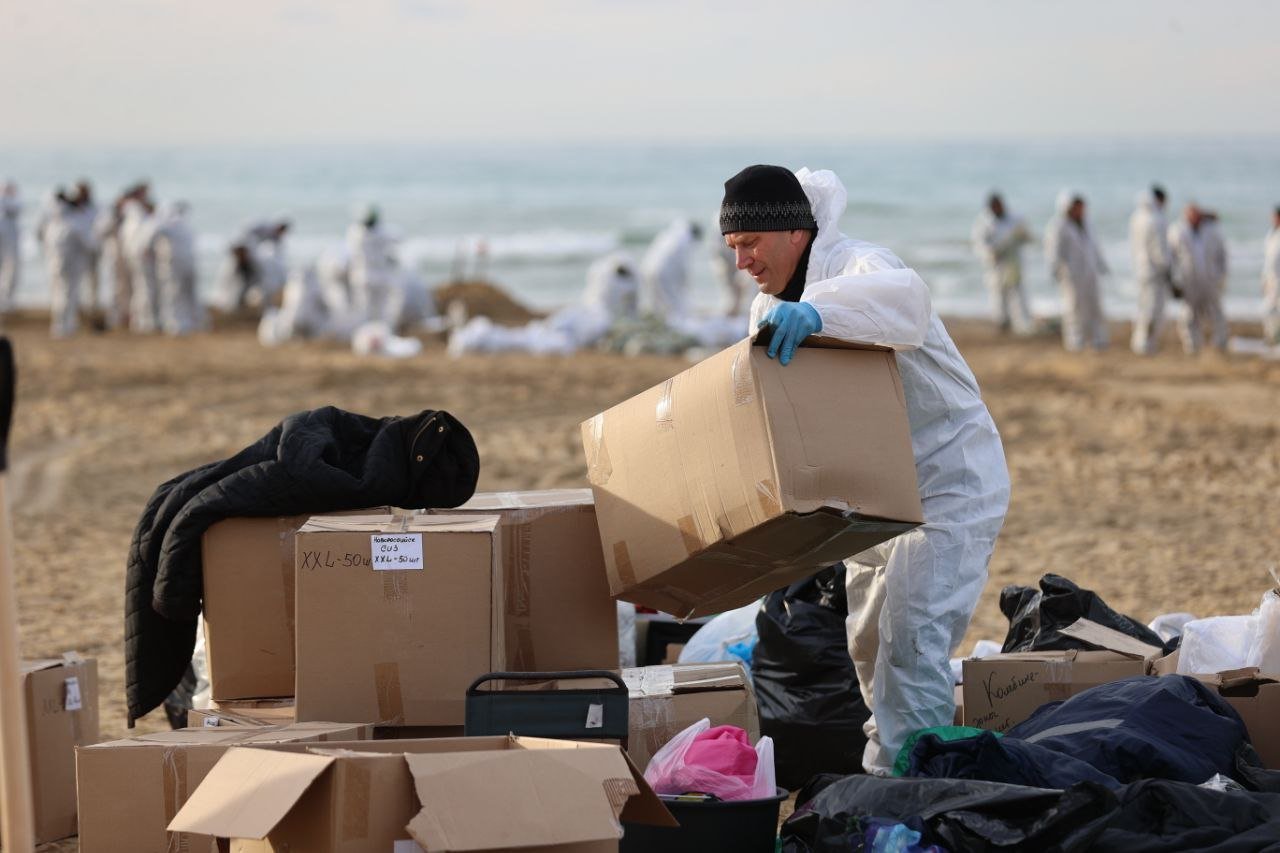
[798,265,931,350]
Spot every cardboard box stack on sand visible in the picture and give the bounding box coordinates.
[64,335,931,850]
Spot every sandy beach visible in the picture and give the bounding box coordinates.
[3,309,1278,793]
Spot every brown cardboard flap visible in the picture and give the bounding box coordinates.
[167,747,335,838]
[405,748,632,850]
[1058,619,1162,659]
[749,330,894,353]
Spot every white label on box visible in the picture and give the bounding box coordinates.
[64,677,82,711]
[393,841,425,853]
[371,534,424,571]
[585,703,604,729]
[203,715,221,727]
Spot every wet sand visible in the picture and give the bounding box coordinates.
[2,310,1277,849]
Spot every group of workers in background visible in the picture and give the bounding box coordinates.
[2,176,1278,355]
[973,186,1280,354]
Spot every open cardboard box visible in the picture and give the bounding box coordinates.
[168,735,675,852]
[582,335,923,618]
[963,618,1162,733]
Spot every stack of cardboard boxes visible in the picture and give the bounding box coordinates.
[37,336,970,849]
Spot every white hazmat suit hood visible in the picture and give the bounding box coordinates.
[748,168,1010,773]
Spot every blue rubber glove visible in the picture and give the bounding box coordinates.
[758,302,822,365]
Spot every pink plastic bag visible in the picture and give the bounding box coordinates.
[643,718,777,801]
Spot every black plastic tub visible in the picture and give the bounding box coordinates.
[620,788,788,853]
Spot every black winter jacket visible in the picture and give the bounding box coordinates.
[125,406,479,724]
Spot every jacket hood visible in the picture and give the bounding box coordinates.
[1055,189,1080,215]
[795,168,849,266]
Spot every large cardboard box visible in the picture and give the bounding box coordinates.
[75,722,370,853]
[9,654,98,843]
[962,650,1150,732]
[436,489,619,671]
[623,663,760,771]
[582,337,923,618]
[963,618,1162,732]
[202,509,399,701]
[169,735,675,852]
[294,514,505,726]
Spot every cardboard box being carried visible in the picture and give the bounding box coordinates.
[623,662,760,771]
[75,722,371,853]
[202,508,396,701]
[294,514,505,727]
[582,337,923,618]
[13,654,98,843]
[963,619,1160,733]
[168,735,675,852]
[433,488,619,671]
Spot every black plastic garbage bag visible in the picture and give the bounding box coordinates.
[752,564,870,789]
[780,774,1114,852]
[1000,574,1163,653]
[781,774,1280,853]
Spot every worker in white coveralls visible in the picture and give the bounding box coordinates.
[641,219,702,321]
[719,165,1009,773]
[1263,206,1280,345]
[1129,186,1173,355]
[971,192,1033,335]
[1044,190,1109,352]
[0,181,22,312]
[1168,204,1229,354]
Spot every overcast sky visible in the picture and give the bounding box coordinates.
[3,0,1278,145]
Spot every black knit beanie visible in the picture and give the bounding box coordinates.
[719,165,817,234]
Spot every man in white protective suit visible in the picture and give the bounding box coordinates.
[719,164,1010,774]
[38,189,96,338]
[971,192,1034,335]
[0,181,22,312]
[154,201,204,335]
[1129,186,1173,355]
[641,219,702,321]
[1263,206,1280,345]
[346,204,400,325]
[1044,190,1109,352]
[1168,204,1228,354]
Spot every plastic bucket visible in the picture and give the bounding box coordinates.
[620,787,788,853]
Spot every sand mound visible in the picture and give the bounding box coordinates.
[433,280,543,326]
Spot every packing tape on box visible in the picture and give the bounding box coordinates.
[161,746,189,829]
[755,480,782,517]
[505,516,536,670]
[633,694,678,760]
[278,517,298,642]
[340,760,371,841]
[731,346,756,407]
[584,413,613,485]
[623,665,676,698]
[655,379,675,431]
[612,541,638,588]
[374,662,406,725]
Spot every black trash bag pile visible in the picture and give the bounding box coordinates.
[1000,573,1164,653]
[781,773,1280,853]
[752,564,870,789]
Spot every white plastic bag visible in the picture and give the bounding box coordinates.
[1148,612,1197,643]
[617,602,637,669]
[678,600,761,670]
[1247,590,1280,675]
[642,718,776,801]
[1178,615,1257,675]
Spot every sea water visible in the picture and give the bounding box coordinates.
[2,138,1276,319]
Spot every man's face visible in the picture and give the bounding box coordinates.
[1068,199,1085,224]
[723,230,809,296]
[1186,205,1202,229]
[989,197,1005,218]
